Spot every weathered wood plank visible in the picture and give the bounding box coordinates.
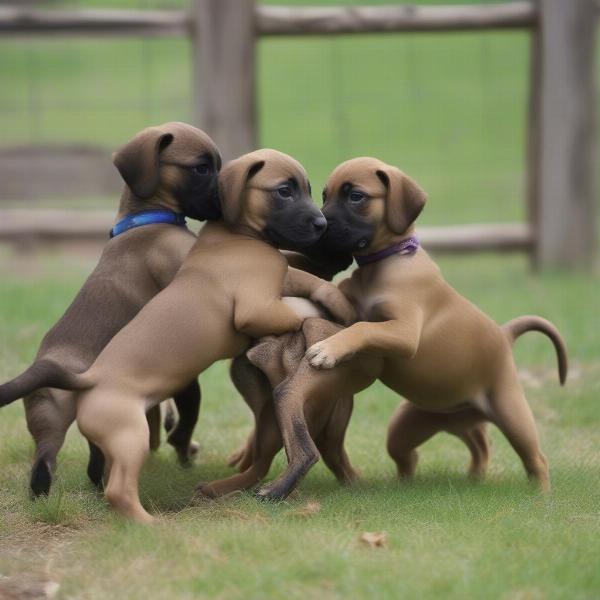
[0,3,542,38]
[0,212,531,254]
[533,0,597,268]
[0,145,121,201]
[0,7,188,37]
[419,223,532,253]
[256,3,537,35]
[191,0,257,161]
[0,210,114,241]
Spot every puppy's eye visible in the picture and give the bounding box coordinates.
[349,191,365,203]
[190,164,210,176]
[277,186,293,199]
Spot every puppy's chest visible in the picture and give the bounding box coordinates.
[348,279,395,322]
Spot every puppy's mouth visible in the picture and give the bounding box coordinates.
[320,224,372,254]
[179,188,222,221]
[264,226,323,252]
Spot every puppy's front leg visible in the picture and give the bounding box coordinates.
[283,268,356,326]
[234,297,303,339]
[306,305,423,370]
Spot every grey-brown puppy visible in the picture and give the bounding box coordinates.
[0,149,356,522]
[202,302,362,498]
[253,157,567,501]
[2,122,222,496]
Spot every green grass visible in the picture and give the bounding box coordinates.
[0,251,599,599]
[1,0,599,597]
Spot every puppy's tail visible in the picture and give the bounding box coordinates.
[0,359,92,407]
[502,316,568,385]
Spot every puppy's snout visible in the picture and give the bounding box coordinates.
[312,215,327,234]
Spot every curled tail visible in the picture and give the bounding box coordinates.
[502,316,568,385]
[0,359,92,407]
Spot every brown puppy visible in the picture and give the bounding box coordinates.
[0,150,356,522]
[198,307,366,498]
[1,122,221,496]
[252,157,567,501]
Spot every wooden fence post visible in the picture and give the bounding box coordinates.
[531,0,597,269]
[191,0,257,162]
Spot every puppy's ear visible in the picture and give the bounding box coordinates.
[247,337,281,372]
[219,157,265,225]
[376,167,427,234]
[112,128,174,199]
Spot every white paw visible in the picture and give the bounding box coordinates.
[305,341,339,370]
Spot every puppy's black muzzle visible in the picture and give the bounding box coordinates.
[177,174,222,222]
[321,206,374,254]
[265,197,328,252]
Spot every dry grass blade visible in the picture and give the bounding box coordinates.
[287,501,321,518]
[360,531,387,549]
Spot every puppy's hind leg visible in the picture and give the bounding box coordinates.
[168,380,201,466]
[77,391,153,523]
[315,396,359,485]
[196,403,282,498]
[458,422,491,480]
[25,389,76,497]
[387,402,444,479]
[228,356,271,472]
[255,366,322,501]
[486,369,549,491]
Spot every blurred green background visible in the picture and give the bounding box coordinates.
[0,0,534,225]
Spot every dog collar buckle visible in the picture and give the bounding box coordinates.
[110,210,187,239]
[354,236,420,267]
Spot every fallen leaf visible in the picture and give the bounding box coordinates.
[289,501,321,518]
[360,531,387,548]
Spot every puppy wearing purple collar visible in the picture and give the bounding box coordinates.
[247,157,568,501]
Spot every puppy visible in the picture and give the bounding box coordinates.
[2,122,221,496]
[0,149,355,522]
[252,157,567,500]
[198,308,365,499]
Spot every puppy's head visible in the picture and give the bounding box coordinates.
[113,121,222,221]
[218,149,326,251]
[320,157,427,255]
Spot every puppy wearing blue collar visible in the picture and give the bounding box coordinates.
[0,149,357,522]
[3,122,222,496]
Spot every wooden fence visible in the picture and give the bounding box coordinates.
[0,0,597,268]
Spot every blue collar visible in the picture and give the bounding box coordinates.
[110,210,187,239]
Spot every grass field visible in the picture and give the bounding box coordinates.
[1,0,599,598]
[1,250,599,599]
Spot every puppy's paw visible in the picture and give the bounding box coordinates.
[193,483,218,500]
[311,284,356,326]
[305,339,352,369]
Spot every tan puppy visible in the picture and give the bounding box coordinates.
[0,150,355,522]
[251,157,567,501]
[0,122,221,496]
[198,308,366,498]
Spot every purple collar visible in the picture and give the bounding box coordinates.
[354,236,420,267]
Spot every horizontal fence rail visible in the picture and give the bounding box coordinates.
[0,210,532,253]
[0,3,539,37]
[1,2,599,37]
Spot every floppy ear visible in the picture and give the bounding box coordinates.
[218,157,265,225]
[376,167,427,234]
[112,128,174,199]
[246,337,281,372]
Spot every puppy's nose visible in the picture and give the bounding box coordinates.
[312,215,327,233]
